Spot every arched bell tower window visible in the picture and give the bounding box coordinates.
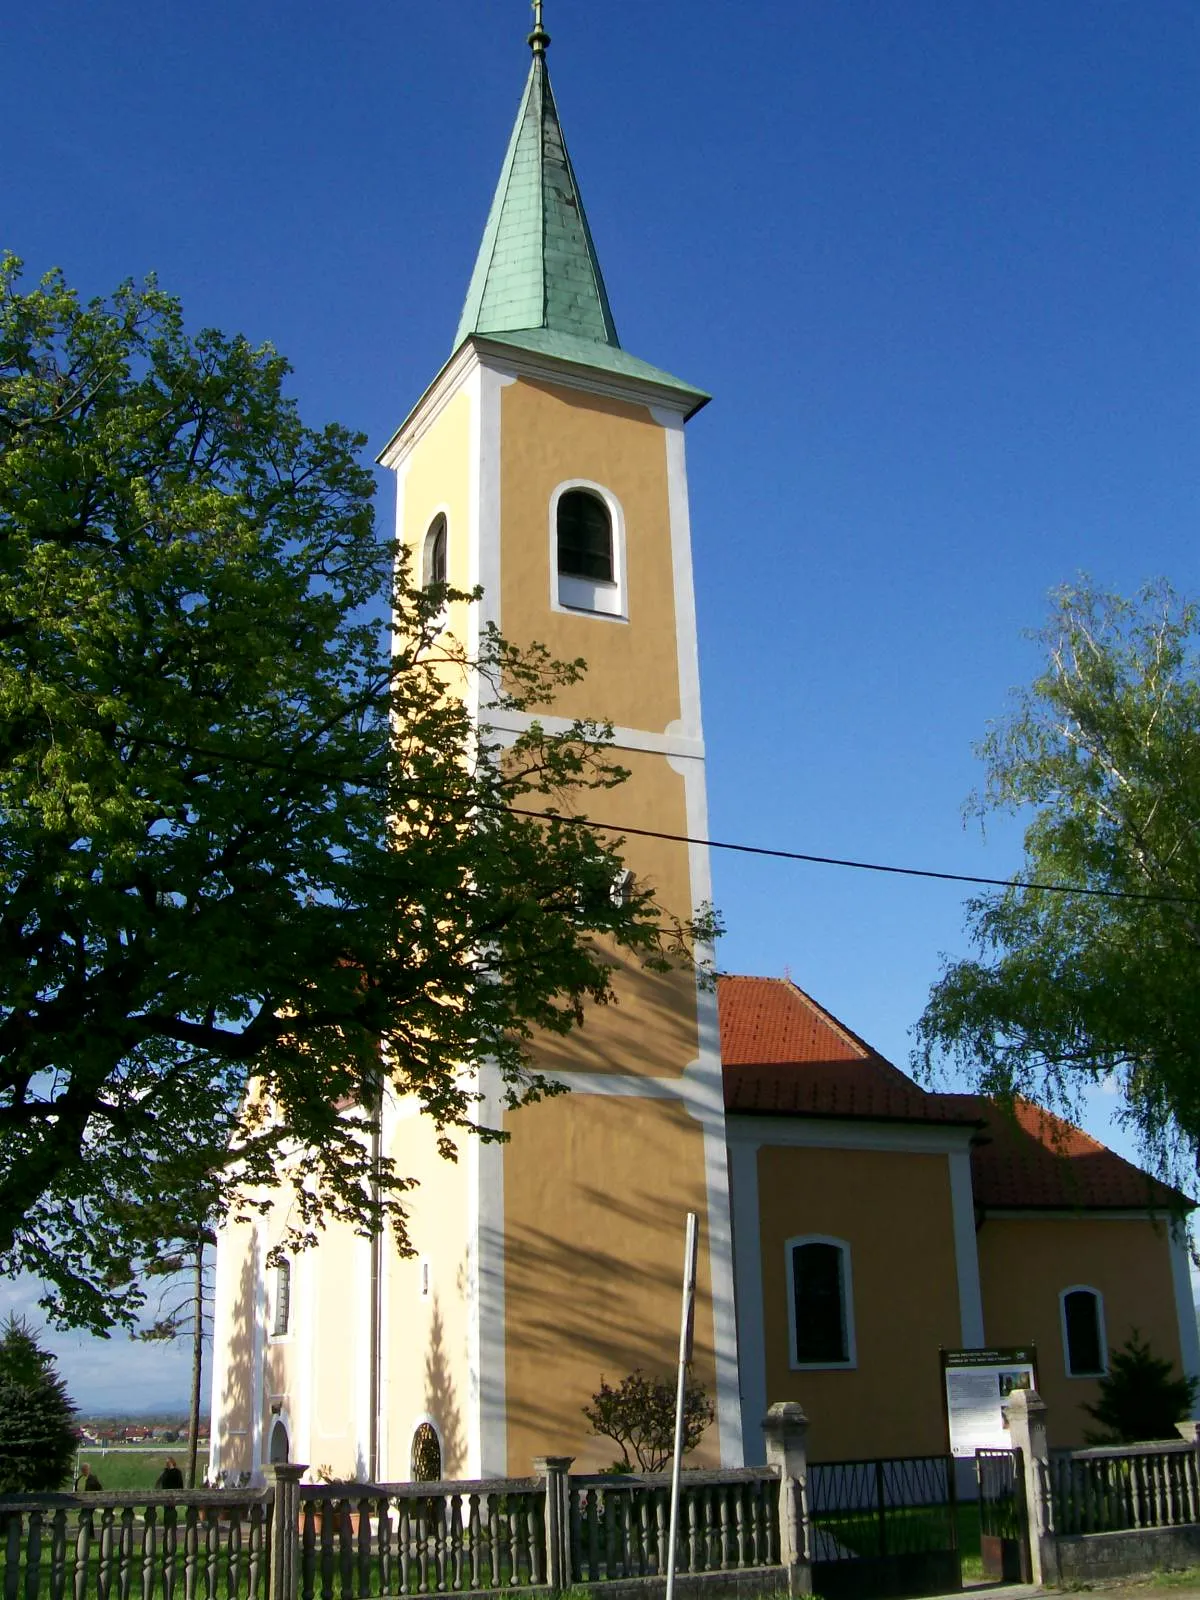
[423,514,448,589]
[551,482,626,620]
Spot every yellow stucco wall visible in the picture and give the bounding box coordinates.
[211,1216,259,1476]
[381,1109,473,1479]
[523,747,699,1081]
[502,1091,719,1474]
[756,1145,962,1460]
[303,1213,363,1474]
[978,1215,1183,1448]
[400,385,475,708]
[499,378,681,733]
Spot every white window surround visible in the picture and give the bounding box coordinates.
[549,479,628,621]
[421,510,450,584]
[1060,1284,1108,1378]
[268,1259,292,1343]
[785,1234,857,1371]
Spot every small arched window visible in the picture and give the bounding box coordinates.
[558,490,613,584]
[1061,1287,1106,1377]
[272,1259,291,1337]
[268,1419,290,1465]
[787,1236,855,1368]
[423,514,448,589]
[411,1422,442,1483]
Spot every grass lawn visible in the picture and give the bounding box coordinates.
[73,1451,184,1491]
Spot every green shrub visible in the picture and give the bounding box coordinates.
[1084,1330,1199,1444]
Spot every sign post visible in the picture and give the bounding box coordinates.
[665,1212,699,1600]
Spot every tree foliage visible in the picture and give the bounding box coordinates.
[917,580,1200,1175]
[583,1369,714,1473]
[0,257,716,1331]
[1083,1331,1198,1444]
[0,1316,78,1492]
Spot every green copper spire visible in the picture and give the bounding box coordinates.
[454,27,617,351]
[452,6,708,414]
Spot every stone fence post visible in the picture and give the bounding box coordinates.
[534,1455,574,1589]
[268,1464,306,1600]
[1004,1389,1058,1587]
[762,1402,812,1597]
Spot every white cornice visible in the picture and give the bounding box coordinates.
[470,338,702,420]
[484,709,704,762]
[724,1114,977,1155]
[377,343,482,469]
[379,335,704,473]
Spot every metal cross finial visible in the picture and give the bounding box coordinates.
[528,0,550,55]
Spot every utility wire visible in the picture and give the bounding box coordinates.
[503,805,1199,904]
[113,728,1200,907]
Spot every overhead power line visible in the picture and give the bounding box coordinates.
[502,805,1200,906]
[121,728,1200,907]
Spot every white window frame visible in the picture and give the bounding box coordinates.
[421,509,450,589]
[269,1258,292,1342]
[785,1234,857,1371]
[1060,1284,1108,1378]
[549,479,628,621]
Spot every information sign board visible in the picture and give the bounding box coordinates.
[942,1346,1038,1458]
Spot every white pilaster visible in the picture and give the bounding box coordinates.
[1170,1218,1200,1398]
[727,1141,767,1463]
[948,1148,986,1346]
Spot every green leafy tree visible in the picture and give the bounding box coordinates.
[583,1369,714,1473]
[0,257,716,1332]
[917,580,1200,1175]
[0,1316,78,1491]
[1083,1331,1198,1444]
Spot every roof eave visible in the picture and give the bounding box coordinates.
[722,1105,987,1132]
[469,333,710,420]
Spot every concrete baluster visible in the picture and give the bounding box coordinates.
[268,1464,307,1600]
[1005,1388,1059,1586]
[533,1455,574,1590]
[762,1401,812,1597]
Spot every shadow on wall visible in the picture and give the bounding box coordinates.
[496,1178,708,1453]
[215,1230,258,1479]
[425,1293,465,1477]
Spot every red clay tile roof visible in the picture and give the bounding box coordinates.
[717,975,1193,1212]
[941,1094,1192,1213]
[718,976,981,1126]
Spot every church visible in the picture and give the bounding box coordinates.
[208,9,1199,1486]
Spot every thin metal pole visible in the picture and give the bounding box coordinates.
[665,1213,699,1600]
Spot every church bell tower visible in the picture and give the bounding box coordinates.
[377,6,742,1476]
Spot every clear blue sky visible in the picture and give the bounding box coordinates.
[4,0,1197,1406]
